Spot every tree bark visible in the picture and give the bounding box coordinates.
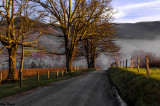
[66,56,73,72]
[87,56,90,68]
[7,45,18,80]
[19,34,24,87]
[86,55,92,68]
[90,55,96,68]
[65,45,73,72]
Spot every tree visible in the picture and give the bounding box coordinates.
[0,0,29,80]
[75,20,119,68]
[0,0,43,80]
[33,0,113,72]
[131,49,158,67]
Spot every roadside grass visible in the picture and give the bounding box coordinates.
[0,68,95,99]
[108,67,160,106]
[128,67,160,80]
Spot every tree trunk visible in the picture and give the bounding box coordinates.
[86,56,89,68]
[19,34,24,87]
[65,36,69,72]
[86,55,91,68]
[65,44,73,72]
[66,54,73,72]
[7,46,18,80]
[91,61,95,68]
[85,40,91,69]
[90,55,96,68]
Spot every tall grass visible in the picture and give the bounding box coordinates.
[108,67,160,106]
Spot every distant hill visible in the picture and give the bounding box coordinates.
[114,21,160,39]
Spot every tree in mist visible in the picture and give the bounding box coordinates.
[33,0,113,72]
[131,50,159,67]
[75,20,119,68]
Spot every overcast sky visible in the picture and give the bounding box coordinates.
[112,0,160,23]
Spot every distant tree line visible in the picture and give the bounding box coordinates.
[132,50,160,68]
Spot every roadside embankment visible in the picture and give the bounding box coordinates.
[108,67,160,106]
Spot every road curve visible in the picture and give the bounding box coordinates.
[0,70,118,106]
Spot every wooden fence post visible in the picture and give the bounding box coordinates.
[146,56,150,76]
[37,72,39,83]
[123,61,124,69]
[120,61,121,67]
[126,59,128,69]
[65,69,68,75]
[117,61,119,68]
[0,72,2,84]
[56,71,59,78]
[75,66,77,71]
[62,71,64,77]
[131,58,133,70]
[48,70,49,80]
[111,63,113,67]
[137,57,140,73]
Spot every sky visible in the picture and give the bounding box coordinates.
[112,0,160,23]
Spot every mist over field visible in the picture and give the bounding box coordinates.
[115,39,160,60]
[74,21,160,69]
[114,21,160,63]
[1,21,160,70]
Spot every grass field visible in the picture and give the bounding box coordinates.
[128,67,160,80]
[108,67,160,106]
[0,68,95,99]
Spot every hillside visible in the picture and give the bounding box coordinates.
[114,21,160,39]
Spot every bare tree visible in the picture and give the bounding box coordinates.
[32,0,113,72]
[0,0,44,80]
[131,50,158,67]
[75,20,119,68]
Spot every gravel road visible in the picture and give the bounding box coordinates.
[0,70,118,106]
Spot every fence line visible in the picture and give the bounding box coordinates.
[112,56,151,76]
[0,66,88,81]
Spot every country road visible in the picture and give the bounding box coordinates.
[0,70,119,106]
